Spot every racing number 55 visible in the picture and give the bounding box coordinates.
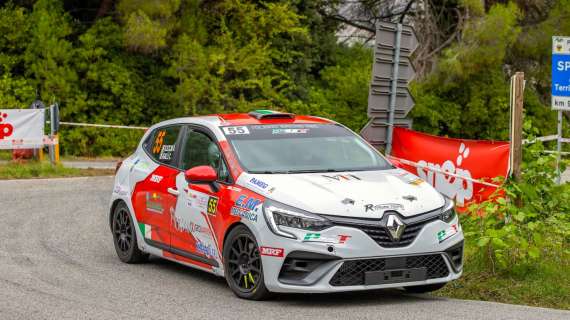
[223,126,249,135]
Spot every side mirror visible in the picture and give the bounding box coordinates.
[185,165,218,183]
[185,165,219,192]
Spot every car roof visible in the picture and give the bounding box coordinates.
[215,113,334,126]
[153,112,335,129]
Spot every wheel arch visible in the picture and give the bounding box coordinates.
[222,221,249,251]
[109,199,126,231]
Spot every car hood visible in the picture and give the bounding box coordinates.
[236,168,445,219]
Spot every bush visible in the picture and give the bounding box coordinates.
[462,124,569,273]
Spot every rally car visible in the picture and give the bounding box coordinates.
[109,110,464,300]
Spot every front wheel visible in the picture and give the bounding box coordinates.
[223,225,271,300]
[404,282,446,293]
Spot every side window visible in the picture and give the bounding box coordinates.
[181,130,230,183]
[147,125,182,166]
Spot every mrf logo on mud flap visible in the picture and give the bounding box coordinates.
[231,195,261,222]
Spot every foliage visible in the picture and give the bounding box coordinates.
[462,122,569,272]
[436,243,570,309]
[411,1,567,141]
[0,161,114,179]
[0,1,568,156]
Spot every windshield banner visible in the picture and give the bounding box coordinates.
[390,127,510,209]
[0,109,45,149]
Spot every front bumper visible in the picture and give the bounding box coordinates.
[254,214,464,293]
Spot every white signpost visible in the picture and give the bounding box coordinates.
[552,36,570,184]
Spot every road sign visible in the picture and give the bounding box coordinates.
[368,85,415,118]
[552,36,570,111]
[363,21,418,153]
[375,22,418,56]
[361,118,413,148]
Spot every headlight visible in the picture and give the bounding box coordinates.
[263,199,332,239]
[440,198,456,223]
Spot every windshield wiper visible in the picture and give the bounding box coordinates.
[248,170,291,174]
[286,168,346,174]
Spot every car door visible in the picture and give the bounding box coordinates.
[170,127,232,268]
[131,125,183,249]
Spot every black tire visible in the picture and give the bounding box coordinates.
[223,225,272,300]
[112,202,148,263]
[404,282,447,293]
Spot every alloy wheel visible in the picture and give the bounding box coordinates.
[227,234,261,292]
[114,208,133,254]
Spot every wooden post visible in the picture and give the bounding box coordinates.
[511,72,525,182]
[54,133,60,164]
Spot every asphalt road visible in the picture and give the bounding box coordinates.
[0,177,568,320]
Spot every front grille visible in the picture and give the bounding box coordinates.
[331,215,439,248]
[329,254,449,286]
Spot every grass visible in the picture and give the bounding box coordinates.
[0,161,114,179]
[436,243,570,310]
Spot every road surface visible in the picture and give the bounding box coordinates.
[0,176,568,320]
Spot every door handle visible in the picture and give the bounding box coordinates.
[167,187,180,196]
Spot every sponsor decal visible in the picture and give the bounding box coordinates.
[364,203,404,212]
[223,126,250,135]
[0,113,14,140]
[437,224,458,243]
[152,130,166,154]
[150,174,163,183]
[207,197,218,215]
[249,177,268,189]
[322,174,361,181]
[159,144,175,160]
[172,217,212,237]
[251,124,319,130]
[303,233,352,244]
[227,185,242,192]
[230,207,258,222]
[186,189,209,212]
[272,128,309,134]
[337,235,351,244]
[230,195,262,222]
[259,246,284,257]
[247,177,274,193]
[113,185,128,196]
[145,192,164,214]
[304,233,320,241]
[235,195,261,210]
[196,240,217,258]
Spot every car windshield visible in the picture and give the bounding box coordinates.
[222,123,393,173]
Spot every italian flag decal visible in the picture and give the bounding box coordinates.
[139,223,152,240]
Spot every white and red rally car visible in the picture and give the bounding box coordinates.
[110,110,463,300]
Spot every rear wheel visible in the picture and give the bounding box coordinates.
[112,202,148,263]
[404,282,446,293]
[223,225,271,300]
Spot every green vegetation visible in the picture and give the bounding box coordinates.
[437,130,570,309]
[437,245,570,309]
[0,161,114,179]
[0,1,567,156]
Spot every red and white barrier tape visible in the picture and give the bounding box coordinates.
[58,121,148,130]
[387,155,501,188]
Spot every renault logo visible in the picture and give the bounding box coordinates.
[386,215,405,241]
